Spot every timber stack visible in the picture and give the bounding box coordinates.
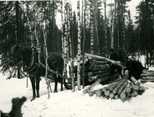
[84,53,122,85]
[83,53,145,101]
[141,70,154,83]
[83,77,145,101]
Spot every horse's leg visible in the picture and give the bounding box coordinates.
[49,81,52,93]
[36,77,40,98]
[54,75,58,92]
[60,76,64,91]
[30,77,36,101]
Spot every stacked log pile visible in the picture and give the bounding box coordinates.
[83,78,145,101]
[87,59,111,82]
[141,70,154,83]
[85,55,121,84]
[82,53,145,101]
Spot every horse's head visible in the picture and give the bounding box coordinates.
[22,47,33,66]
[11,45,36,70]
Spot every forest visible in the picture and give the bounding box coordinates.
[0,0,154,98]
[1,1,154,117]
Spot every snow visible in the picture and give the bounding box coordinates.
[1,72,154,117]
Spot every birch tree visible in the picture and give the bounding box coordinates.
[64,2,75,91]
[89,0,102,54]
[77,0,82,90]
[108,2,114,49]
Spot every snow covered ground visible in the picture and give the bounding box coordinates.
[1,72,154,117]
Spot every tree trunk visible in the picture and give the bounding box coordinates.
[42,25,50,98]
[90,4,94,54]
[15,1,21,79]
[26,4,35,67]
[77,0,82,90]
[81,0,86,88]
[104,0,107,52]
[62,0,68,89]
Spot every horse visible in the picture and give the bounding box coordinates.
[14,46,64,101]
[124,59,145,81]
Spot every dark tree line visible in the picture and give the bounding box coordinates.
[0,1,61,79]
[0,0,154,79]
[134,0,154,65]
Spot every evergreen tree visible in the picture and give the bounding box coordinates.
[136,0,154,65]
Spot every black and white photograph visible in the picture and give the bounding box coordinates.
[0,0,154,117]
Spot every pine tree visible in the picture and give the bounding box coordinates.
[114,0,128,50]
[108,1,114,49]
[136,0,154,65]
[0,1,26,78]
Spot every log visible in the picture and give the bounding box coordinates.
[104,89,110,97]
[88,62,96,70]
[108,72,121,82]
[130,77,138,85]
[131,82,140,91]
[105,79,123,93]
[88,69,110,76]
[89,72,111,78]
[120,92,127,101]
[85,53,115,63]
[117,80,128,96]
[120,81,130,101]
[86,79,102,91]
[131,90,138,97]
[141,78,154,83]
[85,53,123,68]
[92,66,110,71]
[95,90,102,97]
[88,72,107,77]
[138,86,145,95]
[89,91,95,96]
[89,64,110,71]
[91,60,109,65]
[141,74,154,77]
[89,75,98,79]
[112,79,126,94]
[114,95,118,99]
[109,91,115,99]
[83,86,91,94]
[141,71,154,77]
[88,72,112,82]
[129,82,139,97]
[101,87,109,96]
[125,81,132,96]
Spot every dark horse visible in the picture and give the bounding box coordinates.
[15,46,64,101]
[125,59,145,80]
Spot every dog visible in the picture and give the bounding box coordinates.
[0,96,27,117]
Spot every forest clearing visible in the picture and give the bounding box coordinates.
[0,68,154,117]
[0,0,154,117]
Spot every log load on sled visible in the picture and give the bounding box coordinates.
[81,53,146,101]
